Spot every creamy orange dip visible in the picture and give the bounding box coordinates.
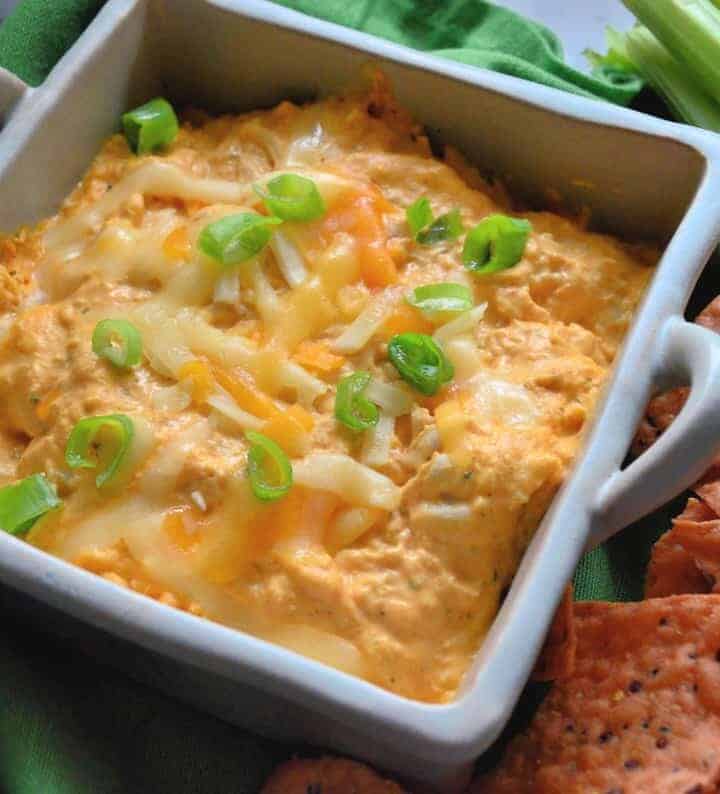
[0,79,656,702]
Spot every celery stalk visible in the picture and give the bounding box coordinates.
[626,26,720,131]
[623,0,720,106]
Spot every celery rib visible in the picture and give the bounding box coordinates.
[626,25,720,131]
[623,0,720,108]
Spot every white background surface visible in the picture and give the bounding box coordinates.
[0,0,636,66]
[500,1,634,69]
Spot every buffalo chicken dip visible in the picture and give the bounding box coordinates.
[0,77,656,702]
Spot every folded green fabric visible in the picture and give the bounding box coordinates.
[0,0,642,104]
[274,0,642,105]
[0,0,104,86]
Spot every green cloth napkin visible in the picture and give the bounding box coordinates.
[271,0,641,105]
[0,0,642,103]
[0,1,679,792]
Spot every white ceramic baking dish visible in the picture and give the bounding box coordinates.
[3,0,720,789]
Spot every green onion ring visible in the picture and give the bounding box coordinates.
[462,214,532,275]
[0,474,61,536]
[65,414,135,488]
[245,431,293,502]
[334,372,380,431]
[406,283,473,315]
[198,213,281,266]
[387,333,454,396]
[122,97,179,155]
[92,319,143,369]
[254,174,325,222]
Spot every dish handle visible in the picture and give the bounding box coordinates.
[592,314,720,546]
[0,66,29,128]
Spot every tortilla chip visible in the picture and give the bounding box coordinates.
[646,498,720,598]
[532,585,576,681]
[475,596,720,794]
[261,757,407,794]
[631,416,661,458]
[694,464,720,516]
[696,294,720,333]
[677,497,719,523]
[631,295,720,457]
[645,530,713,598]
[631,387,688,457]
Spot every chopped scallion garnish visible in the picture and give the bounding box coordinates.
[406,197,463,244]
[462,214,531,275]
[122,98,179,155]
[387,333,454,396]
[406,283,473,315]
[334,372,380,432]
[245,431,293,502]
[406,197,433,239]
[418,209,464,245]
[198,213,281,266]
[0,474,61,536]
[65,414,135,488]
[254,174,325,222]
[92,319,142,369]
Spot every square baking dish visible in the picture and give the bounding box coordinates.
[3,0,720,789]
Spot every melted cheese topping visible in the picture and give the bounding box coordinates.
[0,81,657,703]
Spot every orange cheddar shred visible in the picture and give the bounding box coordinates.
[322,191,397,288]
[262,405,314,458]
[293,340,345,374]
[211,365,281,420]
[178,360,214,405]
[162,225,191,261]
[163,507,202,552]
[380,303,434,339]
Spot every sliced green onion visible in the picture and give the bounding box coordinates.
[65,414,135,488]
[417,209,464,245]
[406,197,433,239]
[334,372,380,432]
[463,214,531,275]
[406,198,463,245]
[407,283,473,315]
[0,474,61,536]
[387,333,454,396]
[122,98,179,155]
[198,213,281,266]
[254,174,325,222]
[92,319,142,369]
[245,431,293,502]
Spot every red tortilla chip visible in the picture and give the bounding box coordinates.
[532,585,576,681]
[631,388,688,457]
[474,596,720,794]
[632,295,720,458]
[646,387,689,434]
[695,295,720,333]
[646,498,720,597]
[646,498,716,598]
[261,757,407,794]
[677,497,719,523]
[645,529,713,598]
[631,416,660,458]
[694,464,720,516]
